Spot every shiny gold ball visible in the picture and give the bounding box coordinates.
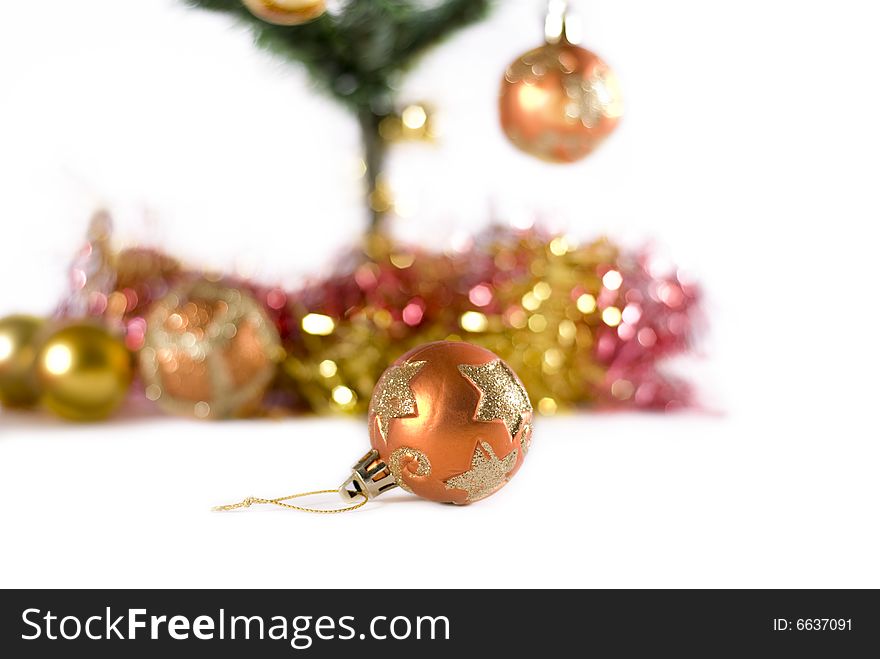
[241,0,326,26]
[0,314,46,407]
[499,43,623,163]
[378,104,435,143]
[140,279,283,419]
[35,323,132,421]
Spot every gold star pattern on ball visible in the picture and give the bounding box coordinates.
[370,360,426,442]
[444,441,518,502]
[519,422,533,456]
[458,359,531,439]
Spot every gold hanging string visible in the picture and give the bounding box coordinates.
[212,489,367,514]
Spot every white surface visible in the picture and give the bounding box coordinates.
[1,0,879,588]
[2,411,877,589]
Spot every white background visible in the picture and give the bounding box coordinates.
[1,0,878,588]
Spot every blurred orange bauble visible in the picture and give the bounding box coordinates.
[241,0,326,26]
[499,43,623,163]
[140,279,283,419]
[368,341,534,504]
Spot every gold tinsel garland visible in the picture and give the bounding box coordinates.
[0,215,699,421]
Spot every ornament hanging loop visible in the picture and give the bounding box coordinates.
[338,450,398,502]
[212,489,368,514]
[212,451,393,515]
[544,0,582,45]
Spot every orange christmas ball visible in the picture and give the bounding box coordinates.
[499,42,623,163]
[140,279,283,419]
[368,341,534,504]
[241,0,326,26]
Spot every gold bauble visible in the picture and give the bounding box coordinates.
[499,43,623,163]
[140,279,283,419]
[0,314,45,407]
[241,0,326,26]
[378,104,435,143]
[35,323,132,421]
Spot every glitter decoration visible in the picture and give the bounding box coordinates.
[50,219,698,420]
[369,360,426,441]
[139,279,283,419]
[387,446,432,493]
[57,210,117,320]
[458,359,531,439]
[278,226,698,416]
[365,342,532,504]
[519,422,533,456]
[444,441,518,502]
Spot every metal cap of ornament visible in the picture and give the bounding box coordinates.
[338,450,400,501]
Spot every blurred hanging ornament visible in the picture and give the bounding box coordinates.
[0,314,46,408]
[140,278,284,419]
[241,0,326,26]
[215,340,534,514]
[34,323,132,421]
[499,1,622,163]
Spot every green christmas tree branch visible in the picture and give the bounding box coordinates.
[185,0,493,232]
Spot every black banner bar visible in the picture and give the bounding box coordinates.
[1,589,876,656]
